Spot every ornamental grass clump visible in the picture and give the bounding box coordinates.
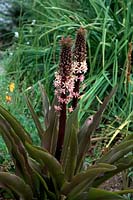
[0,27,133,200]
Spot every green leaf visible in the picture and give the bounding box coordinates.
[38,81,50,129]
[26,142,65,189]
[61,163,116,198]
[116,189,133,195]
[97,139,133,164]
[25,95,45,139]
[78,115,94,142]
[0,117,35,188]
[61,106,79,171]
[123,134,133,141]
[0,105,32,144]
[42,96,59,153]
[65,125,78,181]
[0,172,33,200]
[93,155,133,187]
[71,187,126,200]
[33,170,56,200]
[50,114,59,155]
[28,157,42,173]
[76,86,117,172]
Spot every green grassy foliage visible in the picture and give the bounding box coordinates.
[5,0,133,118]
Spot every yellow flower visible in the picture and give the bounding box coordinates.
[6,95,12,103]
[9,82,15,92]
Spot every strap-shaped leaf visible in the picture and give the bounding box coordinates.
[76,86,117,172]
[65,125,78,181]
[78,115,94,142]
[0,117,35,188]
[93,155,133,187]
[42,96,59,153]
[48,95,58,124]
[123,134,133,141]
[38,81,50,129]
[97,137,133,164]
[25,95,45,139]
[0,105,32,144]
[70,187,126,200]
[33,170,56,200]
[50,115,59,155]
[61,106,79,170]
[116,189,133,195]
[0,172,33,200]
[61,163,116,197]
[26,142,65,189]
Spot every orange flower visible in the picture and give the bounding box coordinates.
[9,82,15,92]
[6,95,12,103]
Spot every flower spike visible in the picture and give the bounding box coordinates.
[55,37,73,160]
[72,27,87,109]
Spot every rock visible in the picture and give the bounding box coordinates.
[0,50,5,74]
[0,66,5,75]
[0,0,20,49]
[0,0,14,31]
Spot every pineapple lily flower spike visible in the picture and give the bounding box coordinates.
[72,27,87,109]
[54,36,74,160]
[54,28,87,161]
